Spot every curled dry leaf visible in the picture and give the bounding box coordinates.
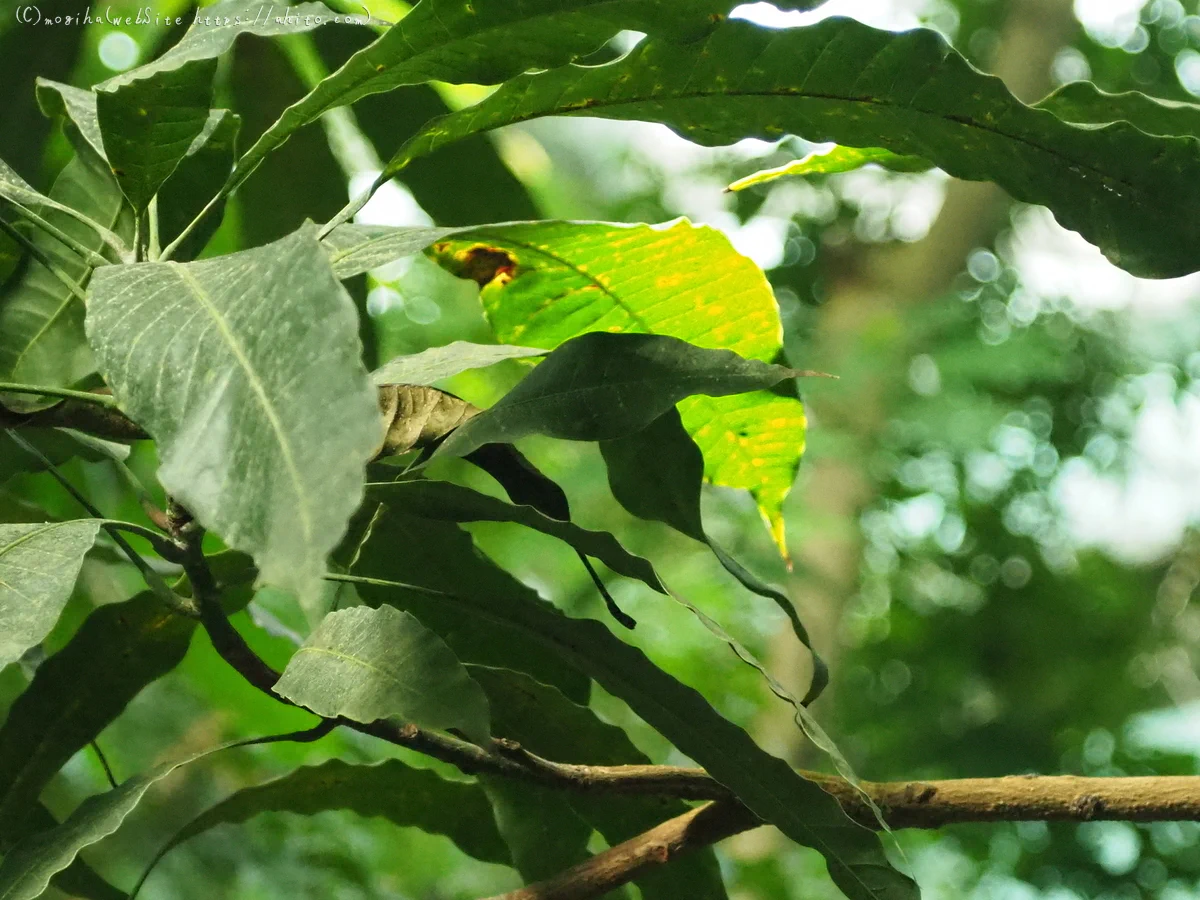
[376,384,480,457]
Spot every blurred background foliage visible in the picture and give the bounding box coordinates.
[3,0,1200,897]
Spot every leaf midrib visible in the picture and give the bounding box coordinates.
[172,266,314,550]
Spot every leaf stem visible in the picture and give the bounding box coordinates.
[159,189,223,262]
[0,216,89,304]
[5,201,109,267]
[0,382,119,407]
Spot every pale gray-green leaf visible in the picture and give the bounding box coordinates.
[85,225,380,606]
[323,224,461,279]
[0,520,100,670]
[372,341,546,386]
[273,604,491,744]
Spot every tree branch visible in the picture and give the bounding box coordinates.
[484,801,759,900]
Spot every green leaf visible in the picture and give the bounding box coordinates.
[424,218,808,552]
[472,666,727,900]
[157,109,241,260]
[481,776,592,882]
[0,428,128,488]
[0,745,223,900]
[599,408,825,700]
[134,757,510,896]
[726,145,932,192]
[228,0,748,208]
[0,520,99,671]
[0,593,195,845]
[335,505,589,702]
[434,332,803,460]
[384,17,1200,279]
[366,479,665,593]
[347,539,915,900]
[371,341,546,386]
[96,59,219,212]
[34,80,106,163]
[85,225,381,606]
[322,223,462,279]
[0,155,124,254]
[98,0,340,91]
[0,146,132,411]
[20,807,125,900]
[273,604,492,744]
[1035,82,1200,138]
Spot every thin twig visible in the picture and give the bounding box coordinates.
[89,739,118,790]
[4,201,109,267]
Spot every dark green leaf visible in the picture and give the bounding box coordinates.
[434,332,803,460]
[85,225,381,606]
[366,479,665,594]
[0,745,221,900]
[481,776,592,882]
[1035,82,1200,138]
[371,341,545,386]
[347,544,914,900]
[335,506,589,702]
[0,593,195,844]
[134,757,510,896]
[472,666,727,900]
[599,408,826,700]
[273,604,492,744]
[20,806,125,900]
[96,59,218,212]
[228,0,751,205]
[0,520,99,671]
[157,109,241,260]
[384,17,1200,278]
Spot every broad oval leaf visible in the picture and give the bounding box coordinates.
[348,524,916,900]
[726,145,932,192]
[0,520,99,671]
[335,505,590,702]
[273,604,491,744]
[435,332,804,460]
[383,17,1200,278]
[133,757,510,897]
[86,225,381,606]
[95,60,219,212]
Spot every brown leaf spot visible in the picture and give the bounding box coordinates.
[454,245,519,288]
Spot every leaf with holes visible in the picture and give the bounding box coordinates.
[85,225,380,606]
[384,16,1200,278]
[0,520,99,671]
[273,604,491,744]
